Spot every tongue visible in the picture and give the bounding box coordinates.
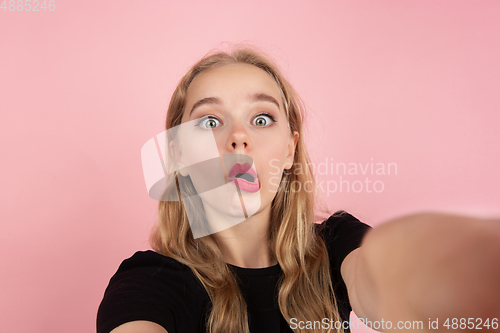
[235,173,255,183]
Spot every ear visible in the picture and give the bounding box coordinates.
[284,131,299,170]
[169,140,189,177]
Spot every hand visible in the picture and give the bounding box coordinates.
[358,213,500,330]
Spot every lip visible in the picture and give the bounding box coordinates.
[227,162,260,193]
[228,162,257,179]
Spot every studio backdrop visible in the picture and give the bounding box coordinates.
[1,1,499,332]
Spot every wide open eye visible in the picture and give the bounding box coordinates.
[196,116,221,129]
[252,113,276,127]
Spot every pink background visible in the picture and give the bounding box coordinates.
[1,1,499,332]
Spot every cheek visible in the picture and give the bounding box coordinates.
[178,126,220,166]
[259,136,289,162]
[256,141,289,190]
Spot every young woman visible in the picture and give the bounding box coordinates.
[97,47,500,333]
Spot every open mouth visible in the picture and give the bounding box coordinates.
[227,162,260,192]
[234,172,255,183]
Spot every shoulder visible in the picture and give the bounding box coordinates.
[315,211,372,322]
[317,211,371,239]
[112,250,189,277]
[97,251,209,333]
[105,250,198,294]
[316,211,372,268]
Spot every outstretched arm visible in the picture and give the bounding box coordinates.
[341,213,500,331]
[110,321,168,333]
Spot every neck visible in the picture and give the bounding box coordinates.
[213,207,276,268]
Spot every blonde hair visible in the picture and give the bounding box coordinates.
[150,46,342,333]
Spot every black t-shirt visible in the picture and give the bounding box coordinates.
[96,212,371,333]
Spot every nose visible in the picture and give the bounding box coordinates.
[232,141,246,149]
[226,124,250,152]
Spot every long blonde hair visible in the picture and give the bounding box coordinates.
[150,46,343,333]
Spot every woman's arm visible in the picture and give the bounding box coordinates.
[341,213,500,331]
[109,321,168,333]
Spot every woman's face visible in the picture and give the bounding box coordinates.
[177,63,298,235]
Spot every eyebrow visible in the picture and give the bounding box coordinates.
[249,93,281,110]
[189,93,281,117]
[189,97,222,117]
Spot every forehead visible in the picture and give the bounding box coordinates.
[186,63,282,102]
